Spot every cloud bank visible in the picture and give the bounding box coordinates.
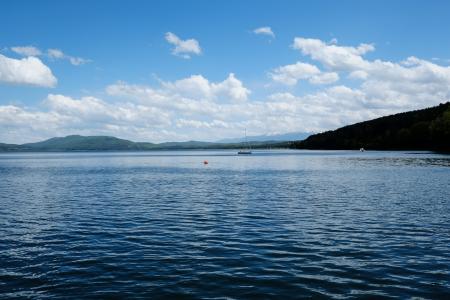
[1,37,450,144]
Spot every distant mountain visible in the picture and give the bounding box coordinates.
[292,102,450,151]
[0,143,23,151]
[23,135,148,151]
[0,135,285,152]
[217,132,311,143]
[19,135,214,151]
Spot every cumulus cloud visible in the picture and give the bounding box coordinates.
[213,73,251,102]
[106,73,250,118]
[162,73,250,102]
[270,62,320,85]
[107,73,250,105]
[309,72,340,85]
[163,75,215,99]
[45,94,110,119]
[270,61,338,85]
[11,46,42,57]
[47,48,90,65]
[286,37,450,109]
[292,37,374,71]
[0,54,57,87]
[253,26,275,38]
[44,94,170,126]
[165,32,202,59]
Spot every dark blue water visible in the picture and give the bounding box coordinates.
[1,150,449,299]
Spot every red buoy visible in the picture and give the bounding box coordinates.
[203,160,208,165]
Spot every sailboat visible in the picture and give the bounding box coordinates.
[238,129,252,155]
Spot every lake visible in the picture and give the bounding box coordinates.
[0,150,449,299]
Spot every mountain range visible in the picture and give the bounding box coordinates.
[0,135,287,152]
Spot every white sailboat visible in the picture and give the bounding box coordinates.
[238,129,252,155]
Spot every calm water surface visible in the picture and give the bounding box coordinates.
[0,150,449,299]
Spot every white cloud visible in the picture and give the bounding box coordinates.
[270,62,320,85]
[105,81,169,105]
[292,37,374,71]
[176,118,230,129]
[253,26,275,38]
[349,70,368,80]
[45,94,110,119]
[9,47,90,66]
[0,94,172,143]
[11,46,42,57]
[45,94,170,126]
[0,54,57,87]
[270,61,338,85]
[69,57,90,66]
[309,72,340,84]
[47,48,90,65]
[290,37,450,109]
[47,48,64,59]
[163,74,213,98]
[0,105,70,143]
[161,73,250,102]
[106,74,250,108]
[213,73,250,102]
[165,32,202,59]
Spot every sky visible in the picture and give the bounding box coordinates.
[1,0,450,143]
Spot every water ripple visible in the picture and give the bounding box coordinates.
[0,150,449,299]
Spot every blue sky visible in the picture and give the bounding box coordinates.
[1,0,450,143]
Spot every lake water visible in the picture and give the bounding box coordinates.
[1,150,449,299]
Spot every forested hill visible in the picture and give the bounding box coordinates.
[292,102,450,151]
[22,135,146,151]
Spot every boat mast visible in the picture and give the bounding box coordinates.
[245,128,250,150]
[245,128,247,148]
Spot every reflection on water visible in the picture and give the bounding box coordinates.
[0,150,449,298]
